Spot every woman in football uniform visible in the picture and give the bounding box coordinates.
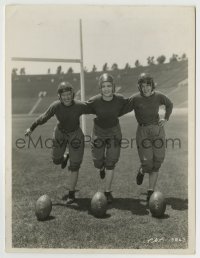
[120,73,173,203]
[25,82,94,205]
[87,73,128,204]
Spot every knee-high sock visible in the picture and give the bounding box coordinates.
[69,170,79,191]
[105,169,114,192]
[149,171,159,191]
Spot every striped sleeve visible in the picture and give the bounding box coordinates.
[30,102,56,131]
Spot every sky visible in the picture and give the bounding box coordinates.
[6,5,195,74]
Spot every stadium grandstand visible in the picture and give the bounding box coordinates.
[12,60,188,114]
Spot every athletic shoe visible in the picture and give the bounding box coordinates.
[66,191,75,205]
[99,167,105,179]
[61,153,69,169]
[104,191,113,204]
[136,167,145,185]
[147,190,154,202]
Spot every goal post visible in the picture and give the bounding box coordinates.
[12,57,81,63]
[79,19,86,134]
[12,19,86,134]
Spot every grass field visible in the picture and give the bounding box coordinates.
[11,111,188,250]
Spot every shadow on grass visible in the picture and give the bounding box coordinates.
[53,198,90,212]
[61,194,68,201]
[110,198,149,216]
[37,215,55,222]
[87,211,111,219]
[53,197,149,215]
[166,197,188,211]
[53,199,112,219]
[150,214,170,219]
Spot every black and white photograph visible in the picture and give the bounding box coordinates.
[4,4,195,254]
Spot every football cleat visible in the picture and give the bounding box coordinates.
[136,167,145,185]
[104,191,113,204]
[66,191,75,205]
[61,153,69,169]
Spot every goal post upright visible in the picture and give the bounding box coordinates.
[12,20,87,134]
[79,19,86,135]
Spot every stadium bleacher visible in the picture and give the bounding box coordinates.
[12,60,188,114]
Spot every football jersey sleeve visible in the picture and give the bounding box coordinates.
[159,93,173,120]
[30,102,56,131]
[118,95,136,117]
[81,101,96,115]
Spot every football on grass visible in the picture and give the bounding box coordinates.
[91,192,108,218]
[35,194,52,221]
[149,191,166,218]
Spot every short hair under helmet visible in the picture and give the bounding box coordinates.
[57,81,74,97]
[137,73,155,93]
[99,73,115,92]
